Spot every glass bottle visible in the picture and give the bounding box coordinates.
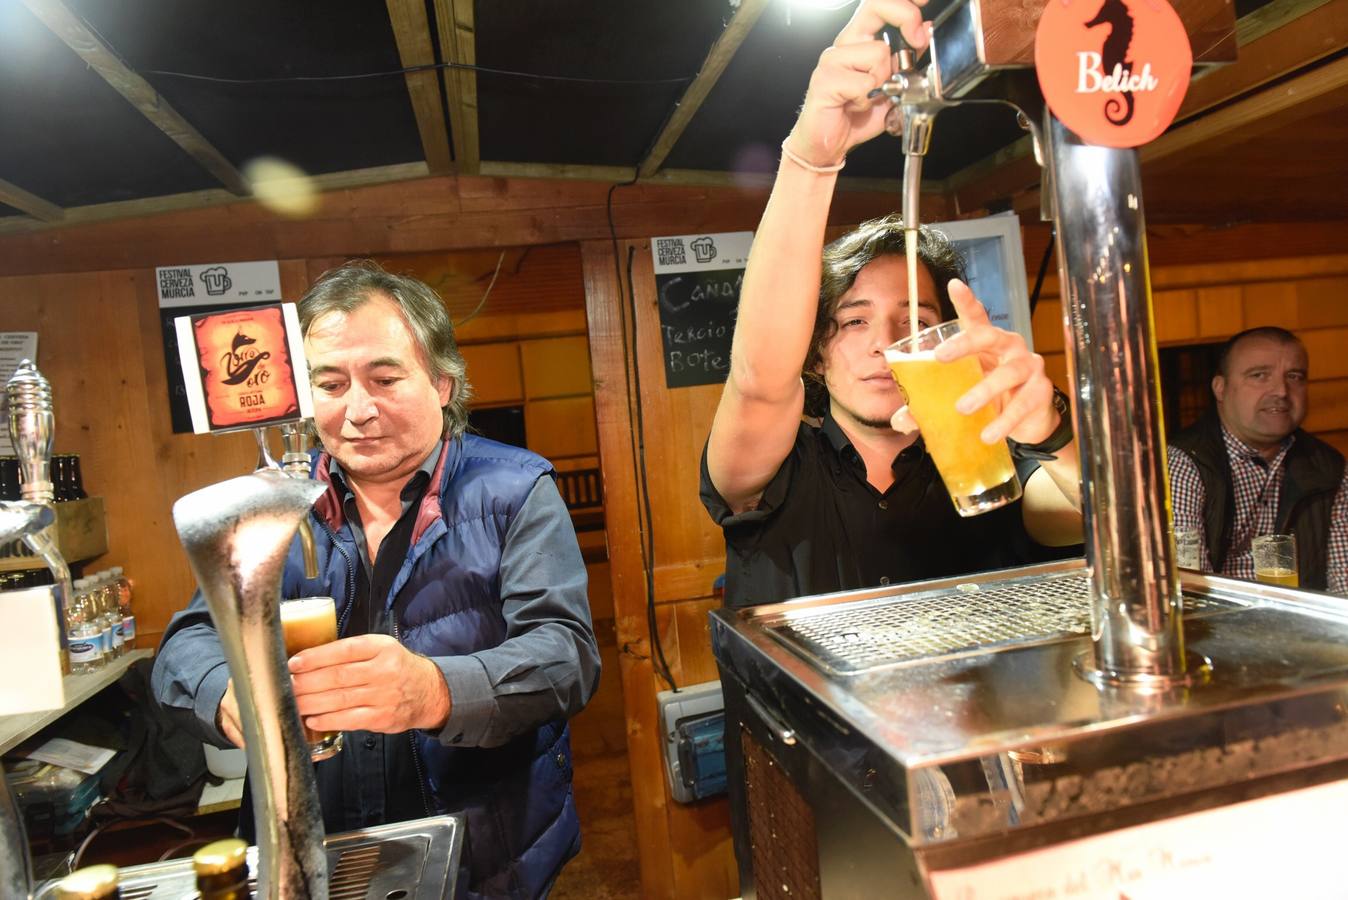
[194,837,250,900]
[53,864,121,899]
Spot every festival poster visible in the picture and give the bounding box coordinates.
[174,303,314,434]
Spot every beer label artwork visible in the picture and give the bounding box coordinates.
[1034,0,1193,148]
[175,303,314,433]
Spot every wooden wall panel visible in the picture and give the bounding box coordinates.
[1026,254,1348,453]
[0,268,261,647]
[1197,286,1244,338]
[521,336,593,399]
[1305,380,1348,434]
[1154,290,1200,345]
[459,343,523,405]
[1303,329,1348,380]
[525,396,598,460]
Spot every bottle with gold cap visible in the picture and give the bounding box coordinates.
[194,837,250,899]
[53,864,120,899]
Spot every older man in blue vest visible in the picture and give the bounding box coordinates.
[154,260,600,898]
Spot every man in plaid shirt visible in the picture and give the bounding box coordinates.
[1168,327,1347,595]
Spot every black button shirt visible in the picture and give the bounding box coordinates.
[321,449,437,826]
[700,410,1077,609]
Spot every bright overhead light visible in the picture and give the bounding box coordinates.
[244,157,319,219]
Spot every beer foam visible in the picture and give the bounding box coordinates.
[883,347,938,363]
[279,595,335,619]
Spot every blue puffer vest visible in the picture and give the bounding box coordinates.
[280,434,580,899]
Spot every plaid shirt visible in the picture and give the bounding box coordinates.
[1168,426,1348,596]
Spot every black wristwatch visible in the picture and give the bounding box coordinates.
[1009,389,1074,461]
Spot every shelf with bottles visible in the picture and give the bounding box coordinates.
[0,496,108,573]
[0,648,152,756]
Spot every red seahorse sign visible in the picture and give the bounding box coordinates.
[1035,0,1193,148]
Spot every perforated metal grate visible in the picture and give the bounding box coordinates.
[763,572,1229,674]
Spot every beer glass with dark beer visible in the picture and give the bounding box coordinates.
[279,596,343,761]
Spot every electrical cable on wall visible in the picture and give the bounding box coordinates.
[454,250,506,328]
[146,61,695,89]
[606,175,678,692]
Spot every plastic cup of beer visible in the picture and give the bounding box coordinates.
[1173,526,1201,570]
[279,596,343,761]
[1252,534,1298,587]
[883,321,1022,516]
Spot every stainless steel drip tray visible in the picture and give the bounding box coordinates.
[44,815,463,900]
[713,561,1348,845]
[758,566,1250,676]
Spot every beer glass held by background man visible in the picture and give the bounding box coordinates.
[153,260,600,899]
[699,0,1084,610]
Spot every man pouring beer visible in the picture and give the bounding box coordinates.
[700,0,1084,608]
[153,260,600,898]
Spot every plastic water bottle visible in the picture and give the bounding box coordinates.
[111,566,136,651]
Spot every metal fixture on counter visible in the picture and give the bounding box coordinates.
[172,470,330,899]
[279,422,320,580]
[83,817,463,900]
[7,360,73,676]
[0,501,59,900]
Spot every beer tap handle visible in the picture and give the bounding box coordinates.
[278,421,320,579]
[7,360,54,504]
[253,426,280,472]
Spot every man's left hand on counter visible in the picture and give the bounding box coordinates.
[289,634,452,734]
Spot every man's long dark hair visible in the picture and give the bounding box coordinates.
[803,214,965,418]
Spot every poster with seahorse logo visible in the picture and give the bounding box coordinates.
[174,303,314,433]
[1035,0,1192,148]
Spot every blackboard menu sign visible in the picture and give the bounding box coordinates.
[650,231,753,388]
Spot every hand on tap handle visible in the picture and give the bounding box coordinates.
[785,0,931,170]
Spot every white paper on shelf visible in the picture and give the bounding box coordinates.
[26,737,116,775]
[0,332,39,456]
[0,585,63,716]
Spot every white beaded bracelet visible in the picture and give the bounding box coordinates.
[780,140,845,174]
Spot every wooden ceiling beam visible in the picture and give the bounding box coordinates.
[0,178,63,223]
[386,0,455,175]
[1143,51,1348,166]
[432,0,480,175]
[637,0,770,178]
[942,0,1348,216]
[0,162,430,237]
[1178,0,1348,121]
[19,0,250,196]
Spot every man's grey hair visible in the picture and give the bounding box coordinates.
[297,259,473,439]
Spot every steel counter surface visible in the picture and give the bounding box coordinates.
[711,560,1348,847]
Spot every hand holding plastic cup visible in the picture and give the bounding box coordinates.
[884,320,1022,516]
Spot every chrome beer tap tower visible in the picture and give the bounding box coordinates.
[713,1,1348,896]
[173,472,331,899]
[28,468,462,899]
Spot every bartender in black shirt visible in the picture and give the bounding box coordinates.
[701,0,1082,608]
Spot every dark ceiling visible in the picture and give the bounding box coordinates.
[0,0,1344,231]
